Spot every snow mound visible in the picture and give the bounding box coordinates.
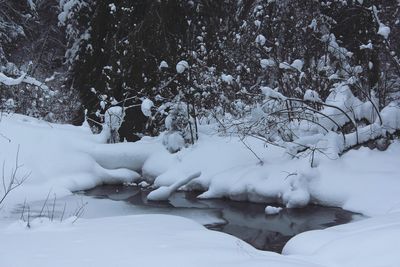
[265,206,282,215]
[283,213,400,267]
[290,59,303,71]
[0,113,163,208]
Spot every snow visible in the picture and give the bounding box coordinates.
[176,60,189,74]
[290,59,303,72]
[104,106,124,130]
[381,102,400,133]
[109,3,116,13]
[159,60,169,69]
[0,113,162,209]
[278,60,303,71]
[140,98,154,117]
[0,214,319,267]
[0,71,50,91]
[162,131,185,153]
[142,132,400,216]
[303,89,321,102]
[58,0,78,25]
[1,112,400,266]
[261,86,286,100]
[377,23,390,39]
[2,101,398,216]
[221,73,234,85]
[260,58,275,69]
[265,206,282,215]
[283,213,400,267]
[279,62,291,69]
[360,42,373,50]
[27,0,36,10]
[147,171,201,201]
[0,72,26,86]
[308,19,317,31]
[255,34,266,46]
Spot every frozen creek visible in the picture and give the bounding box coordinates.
[84,184,359,253]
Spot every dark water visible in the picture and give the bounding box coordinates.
[85,185,358,253]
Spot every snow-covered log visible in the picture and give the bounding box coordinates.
[147,171,201,201]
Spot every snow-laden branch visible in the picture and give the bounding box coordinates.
[0,72,26,86]
[0,72,49,91]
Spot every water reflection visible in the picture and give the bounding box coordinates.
[85,185,356,252]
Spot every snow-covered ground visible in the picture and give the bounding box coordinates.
[0,113,161,209]
[0,214,321,267]
[1,113,400,266]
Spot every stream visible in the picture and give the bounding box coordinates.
[85,184,359,253]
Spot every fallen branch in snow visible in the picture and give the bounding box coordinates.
[0,132,11,142]
[147,171,201,201]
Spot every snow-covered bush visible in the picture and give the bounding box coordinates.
[103,106,125,143]
[228,80,400,163]
[54,0,400,144]
[161,101,195,151]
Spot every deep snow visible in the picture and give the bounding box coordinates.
[0,215,321,267]
[1,112,400,266]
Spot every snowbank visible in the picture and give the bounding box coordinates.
[0,113,162,209]
[1,112,399,217]
[283,212,400,267]
[143,132,400,216]
[1,112,400,267]
[0,214,319,267]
